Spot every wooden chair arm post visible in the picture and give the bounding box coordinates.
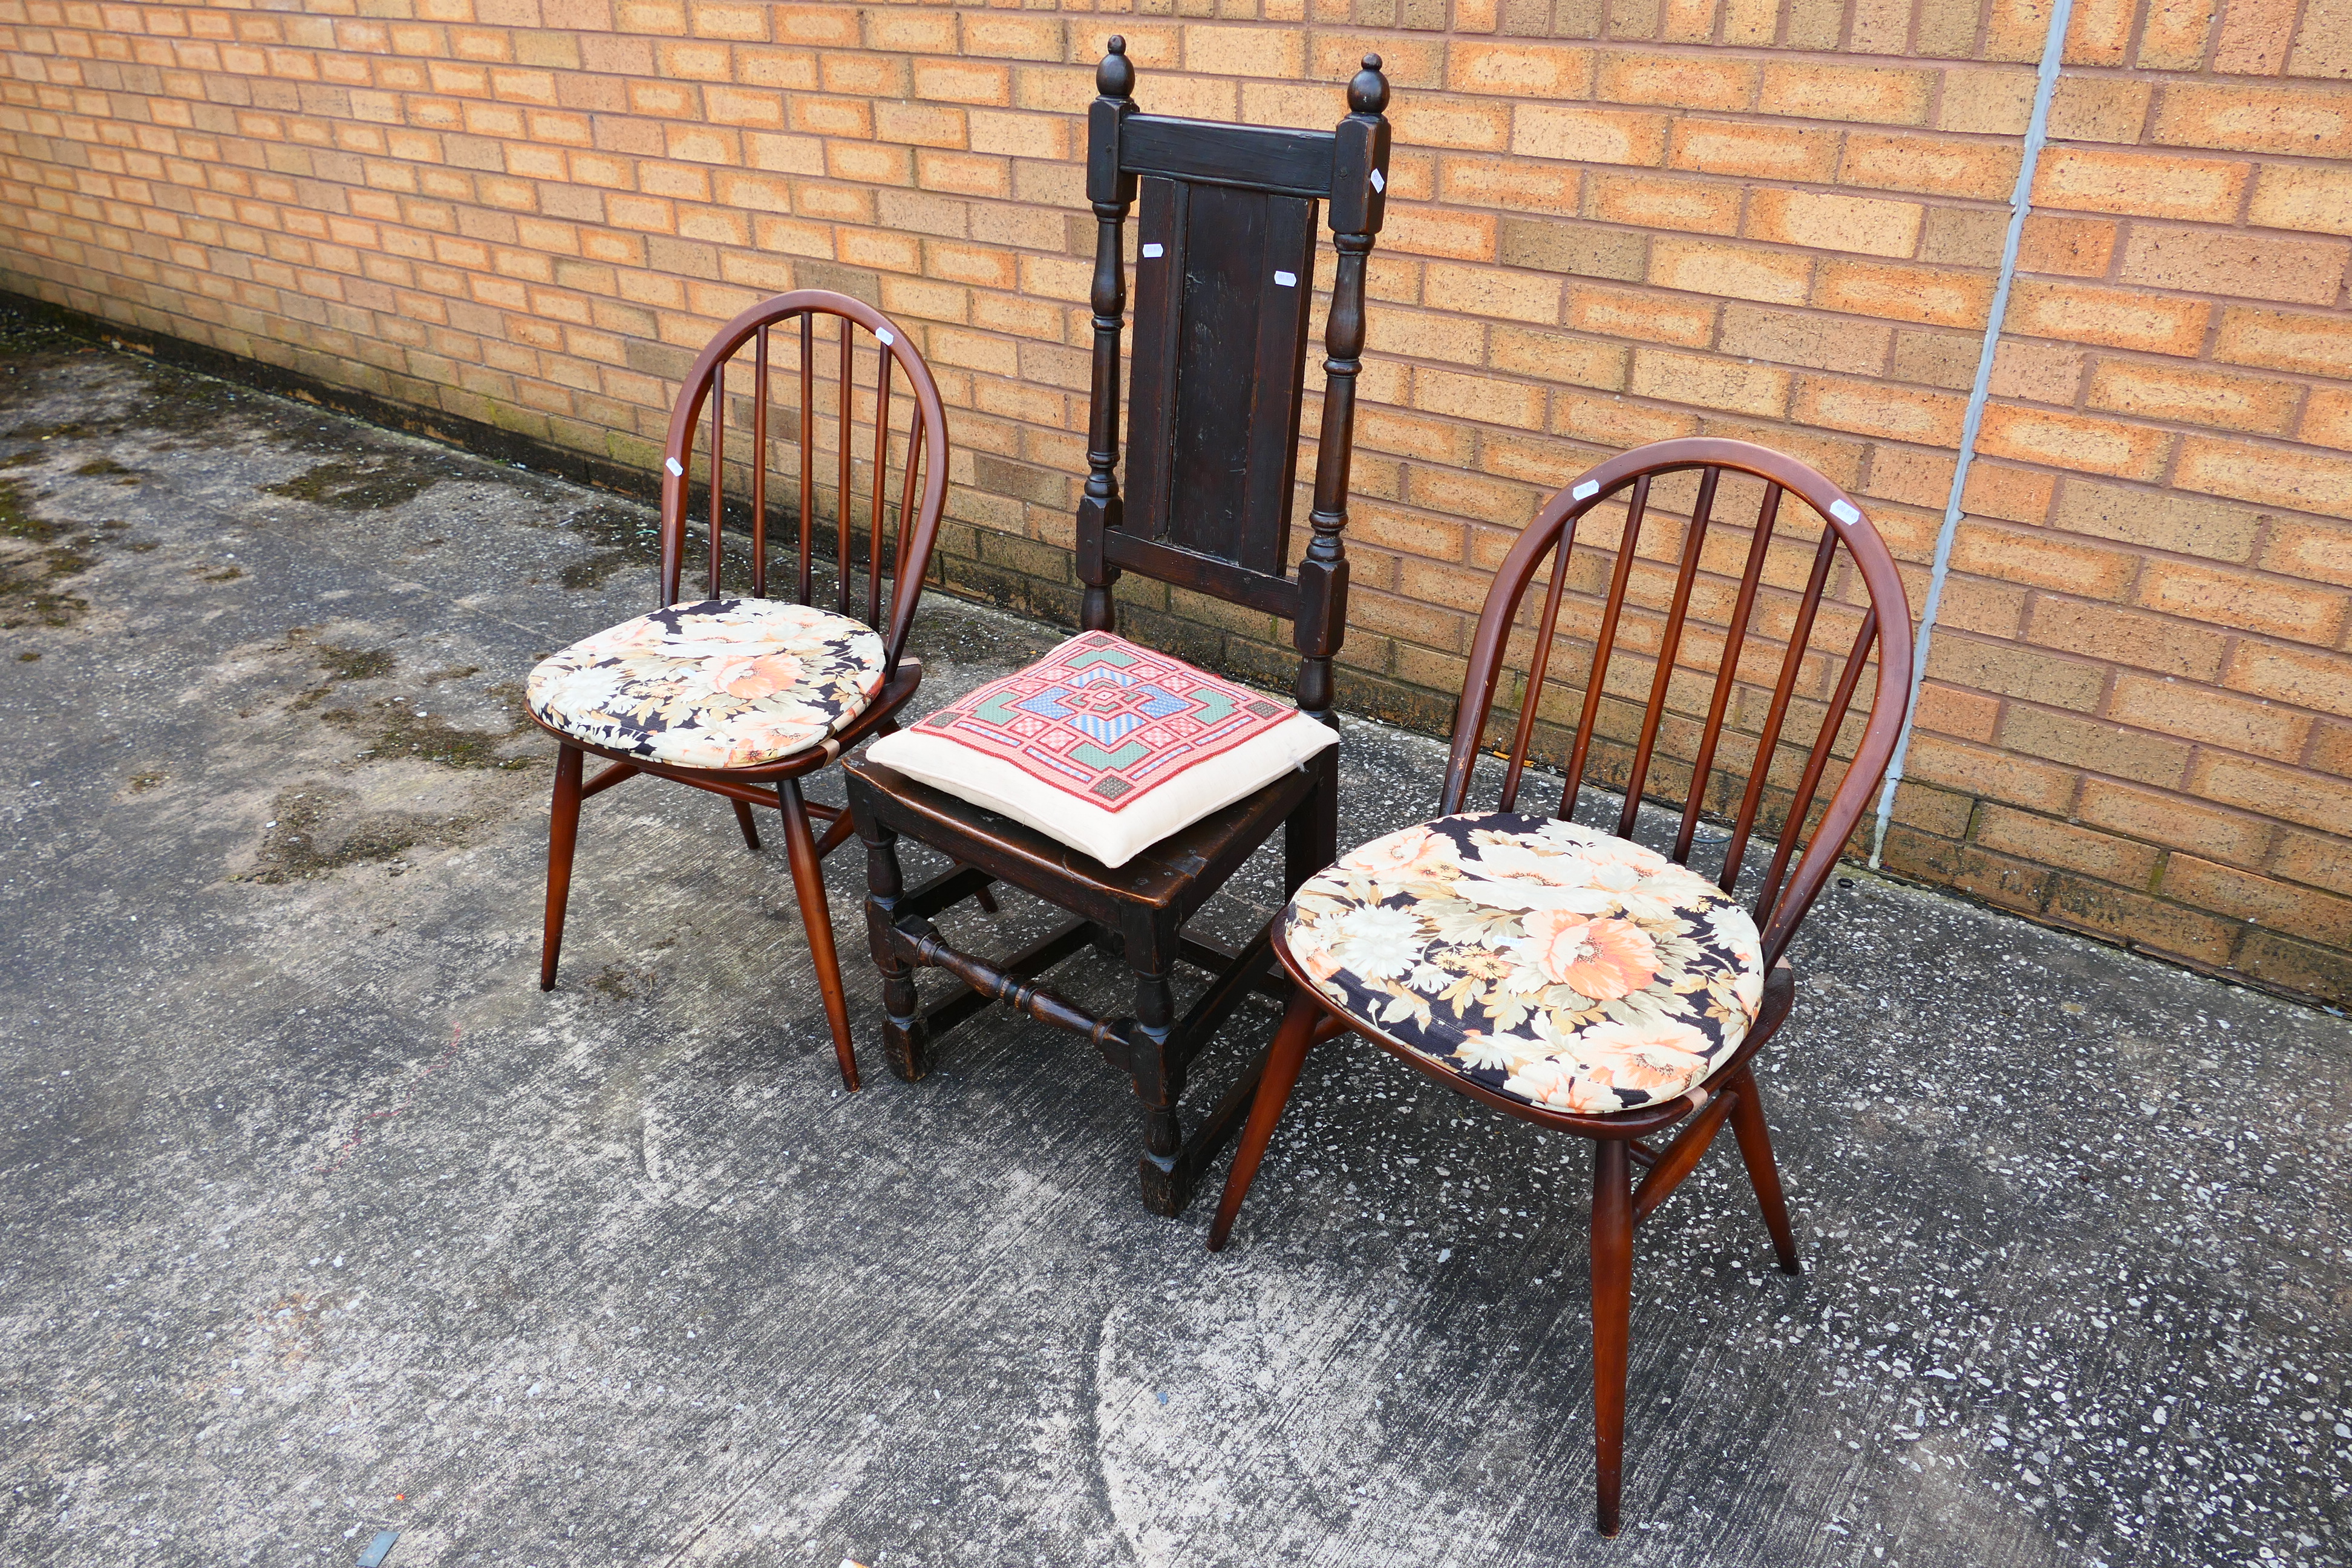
[1077,39,1138,633]
[1294,55,1389,726]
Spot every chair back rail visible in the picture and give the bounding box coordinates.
[1074,39,1390,723]
[655,289,950,681]
[1440,436,1913,968]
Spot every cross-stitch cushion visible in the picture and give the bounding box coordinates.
[1282,812,1767,1116]
[528,598,886,770]
[863,630,1337,868]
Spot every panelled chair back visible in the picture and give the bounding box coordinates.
[528,290,950,1090]
[842,43,1393,1216]
[1207,437,1915,1536]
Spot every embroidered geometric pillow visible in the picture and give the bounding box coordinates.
[863,630,1336,867]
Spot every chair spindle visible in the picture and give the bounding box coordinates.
[1617,466,1720,841]
[869,346,892,631]
[751,326,769,597]
[1498,541,1572,814]
[707,362,725,595]
[1753,607,1878,926]
[1674,483,1782,864]
[1561,474,1651,819]
[1717,526,1840,895]
[799,313,815,604]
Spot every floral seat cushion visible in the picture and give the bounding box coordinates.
[1284,812,1767,1116]
[528,598,887,770]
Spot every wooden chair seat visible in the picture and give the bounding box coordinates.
[1279,809,1768,1117]
[528,597,889,770]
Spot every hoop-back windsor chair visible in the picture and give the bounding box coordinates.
[1206,436,1915,1535]
[842,44,1393,1215]
[529,290,950,1091]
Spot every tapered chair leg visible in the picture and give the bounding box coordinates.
[1207,982,1323,1252]
[540,743,586,991]
[778,778,860,1091]
[731,798,763,851]
[1590,1138,1633,1538]
[1727,1065,1802,1274]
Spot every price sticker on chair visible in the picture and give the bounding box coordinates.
[1140,243,1164,258]
[665,457,684,476]
[1273,269,1297,287]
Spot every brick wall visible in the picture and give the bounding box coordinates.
[1,0,2347,1002]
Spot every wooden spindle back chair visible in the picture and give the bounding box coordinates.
[1207,436,1914,1536]
[843,44,1393,1217]
[532,290,950,1090]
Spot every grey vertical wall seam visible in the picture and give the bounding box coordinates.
[1869,0,2077,868]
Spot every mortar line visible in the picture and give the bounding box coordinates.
[1869,0,2077,868]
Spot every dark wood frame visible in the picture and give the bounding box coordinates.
[843,43,1393,1215]
[1205,436,1916,1537]
[533,289,952,1091]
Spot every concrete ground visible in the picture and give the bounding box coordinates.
[0,322,2345,1568]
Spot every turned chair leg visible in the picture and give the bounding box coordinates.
[1728,1065,1802,1274]
[1131,949,1186,1217]
[1590,1138,1634,1538]
[1206,982,1322,1252]
[730,797,763,851]
[540,743,585,991]
[777,778,860,1091]
[857,815,932,1082]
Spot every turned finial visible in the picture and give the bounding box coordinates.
[1098,36,1134,99]
[1348,53,1388,116]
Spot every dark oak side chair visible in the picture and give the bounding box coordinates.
[1206,437,1915,1535]
[841,44,1393,1215]
[528,290,950,1091]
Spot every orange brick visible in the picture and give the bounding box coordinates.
[2259,517,2352,589]
[2025,598,2229,681]
[1587,171,1740,235]
[1977,405,2174,482]
[1382,206,1497,262]
[1938,67,2035,135]
[2249,164,2352,238]
[1563,282,1716,348]
[1812,260,1991,329]
[2111,673,2313,760]
[771,4,857,47]
[1745,189,1922,258]
[1719,302,1889,374]
[1511,105,1671,168]
[1667,120,1839,181]
[2214,305,2352,377]
[1838,131,2020,201]
[1184,23,1305,78]
[2192,754,2352,838]
[2153,82,2352,158]
[1551,390,1701,448]
[2082,780,2272,867]
[961,14,1064,62]
[2291,0,2352,77]
[2273,829,2352,897]
[1446,39,1592,97]
[2051,477,2263,562]
[1950,521,2141,598]
[913,59,1013,108]
[1627,348,1789,416]
[2120,223,2350,307]
[2167,857,2352,947]
[1791,374,1964,445]
[2174,436,2352,523]
[1594,48,1754,111]
[2138,0,2218,70]
[1414,365,1546,427]
[1436,155,1578,214]
[2085,360,2302,437]
[1758,61,1934,126]
[2224,639,2352,719]
[1975,806,2160,886]
[1391,99,1513,154]
[2002,707,2194,788]
[2138,556,2348,645]
[2301,388,2352,453]
[2050,74,2154,142]
[1648,236,1812,305]
[1489,325,1627,388]
[1904,734,2079,813]
[2031,146,2250,221]
[2005,280,2210,357]
[1930,632,2106,709]
[2016,215,2118,277]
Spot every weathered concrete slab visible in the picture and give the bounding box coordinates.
[0,325,2344,1568]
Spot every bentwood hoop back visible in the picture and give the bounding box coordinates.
[1207,437,1915,1535]
[843,44,1393,1215]
[533,290,950,1090]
